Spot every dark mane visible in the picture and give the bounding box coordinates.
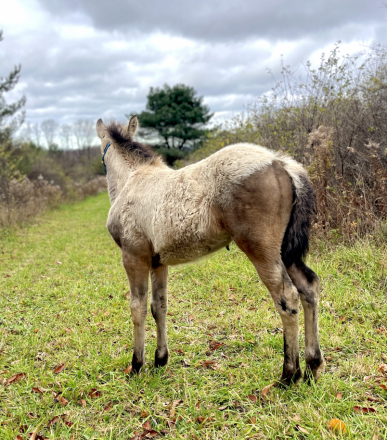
[107,121,157,163]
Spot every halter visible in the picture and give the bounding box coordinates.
[101,142,111,174]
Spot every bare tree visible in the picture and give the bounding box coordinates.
[73,119,96,149]
[32,123,42,147]
[41,119,59,147]
[60,124,72,150]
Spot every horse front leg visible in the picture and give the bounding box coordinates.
[150,263,169,367]
[122,251,150,373]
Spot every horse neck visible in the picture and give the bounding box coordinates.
[106,153,135,204]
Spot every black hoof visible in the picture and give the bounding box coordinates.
[277,367,302,388]
[132,353,144,374]
[155,349,169,368]
[304,355,325,384]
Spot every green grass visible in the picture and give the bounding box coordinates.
[0,192,386,439]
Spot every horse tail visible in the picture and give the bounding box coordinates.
[279,158,316,268]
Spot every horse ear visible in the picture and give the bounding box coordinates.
[128,115,138,138]
[96,118,106,139]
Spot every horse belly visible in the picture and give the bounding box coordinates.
[157,230,232,266]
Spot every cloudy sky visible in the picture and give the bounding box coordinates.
[1,0,386,136]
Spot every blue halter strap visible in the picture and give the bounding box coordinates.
[101,142,111,174]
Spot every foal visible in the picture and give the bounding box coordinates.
[96,116,324,385]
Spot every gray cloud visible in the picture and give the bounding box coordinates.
[0,0,386,132]
[37,0,383,42]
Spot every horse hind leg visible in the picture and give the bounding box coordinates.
[237,241,302,386]
[287,261,324,383]
[150,262,169,368]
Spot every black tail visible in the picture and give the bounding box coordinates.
[281,173,316,268]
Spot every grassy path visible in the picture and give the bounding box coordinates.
[0,193,386,439]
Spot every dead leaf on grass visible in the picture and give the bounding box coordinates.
[367,395,381,402]
[104,402,112,412]
[295,425,309,434]
[248,395,258,403]
[88,388,102,399]
[124,365,133,374]
[261,383,274,398]
[378,364,387,375]
[379,384,387,391]
[65,328,71,334]
[6,373,26,386]
[142,420,151,430]
[329,418,347,434]
[170,399,183,418]
[335,392,343,400]
[53,364,65,374]
[353,406,376,413]
[228,373,233,385]
[202,360,220,370]
[78,399,86,407]
[15,436,23,440]
[188,314,194,322]
[292,414,301,422]
[32,387,43,395]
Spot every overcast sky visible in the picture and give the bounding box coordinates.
[1,0,386,135]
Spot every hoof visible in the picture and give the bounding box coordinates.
[132,353,144,374]
[155,349,169,368]
[277,367,302,388]
[304,356,325,384]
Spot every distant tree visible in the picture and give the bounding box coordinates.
[135,84,213,150]
[73,119,95,149]
[41,119,59,148]
[0,30,26,143]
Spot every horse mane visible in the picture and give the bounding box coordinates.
[107,121,159,165]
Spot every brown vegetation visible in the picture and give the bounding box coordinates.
[178,44,387,241]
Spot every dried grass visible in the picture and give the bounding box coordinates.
[0,175,106,227]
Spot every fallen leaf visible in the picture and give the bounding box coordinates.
[48,416,60,426]
[173,349,185,354]
[250,417,256,424]
[202,360,216,368]
[141,410,149,418]
[124,365,133,374]
[88,388,102,399]
[367,395,381,402]
[145,430,159,438]
[195,416,206,424]
[378,364,387,375]
[142,420,151,430]
[261,383,274,398]
[53,364,65,374]
[57,396,68,406]
[353,406,376,413]
[195,399,201,410]
[228,373,233,385]
[329,418,347,434]
[170,398,183,417]
[248,395,258,402]
[78,399,86,407]
[188,314,194,322]
[104,402,112,412]
[292,414,301,422]
[6,373,26,386]
[335,392,343,400]
[65,328,71,334]
[29,423,42,440]
[32,387,43,395]
[379,384,387,391]
[218,405,228,410]
[295,425,309,434]
[15,436,23,440]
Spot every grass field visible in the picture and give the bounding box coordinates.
[0,192,386,439]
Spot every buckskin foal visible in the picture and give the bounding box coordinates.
[96,116,324,385]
